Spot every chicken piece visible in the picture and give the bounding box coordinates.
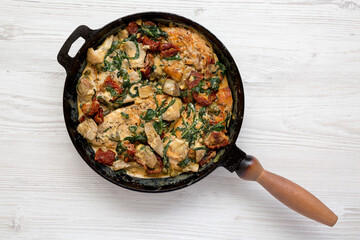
[112,160,131,171]
[139,85,154,98]
[162,27,213,71]
[163,60,185,82]
[121,83,140,104]
[162,98,182,121]
[166,138,189,171]
[182,162,199,172]
[194,141,207,162]
[204,131,230,149]
[117,29,129,41]
[135,144,158,169]
[77,118,98,141]
[128,69,141,83]
[92,98,156,148]
[153,56,163,76]
[162,79,180,97]
[124,41,146,68]
[87,35,114,65]
[77,76,95,103]
[144,122,164,157]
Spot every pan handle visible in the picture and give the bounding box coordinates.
[57,25,95,72]
[223,146,338,227]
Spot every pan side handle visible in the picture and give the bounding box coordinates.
[57,25,95,72]
[222,146,338,227]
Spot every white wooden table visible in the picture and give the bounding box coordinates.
[1,0,359,239]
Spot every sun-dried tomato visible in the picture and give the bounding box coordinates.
[186,70,203,89]
[81,99,100,116]
[161,47,179,58]
[138,37,160,51]
[93,107,104,124]
[192,92,216,106]
[103,76,122,94]
[207,56,215,65]
[198,151,216,167]
[95,148,115,166]
[79,115,86,122]
[123,142,136,162]
[140,66,152,79]
[127,21,138,35]
[204,131,230,150]
[159,42,172,51]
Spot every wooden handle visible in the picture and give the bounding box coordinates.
[236,156,338,227]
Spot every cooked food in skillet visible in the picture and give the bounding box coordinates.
[76,20,233,178]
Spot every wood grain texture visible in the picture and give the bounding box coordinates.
[0,0,359,239]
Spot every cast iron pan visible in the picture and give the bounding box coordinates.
[58,12,337,226]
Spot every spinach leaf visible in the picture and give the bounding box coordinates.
[129,125,137,134]
[153,119,168,136]
[193,146,208,151]
[209,76,220,92]
[106,86,118,97]
[198,106,206,122]
[121,112,129,119]
[116,142,127,155]
[163,55,181,61]
[139,24,168,39]
[213,62,226,76]
[124,132,147,143]
[105,40,119,59]
[178,157,191,168]
[140,109,156,122]
[157,98,176,117]
[162,140,172,168]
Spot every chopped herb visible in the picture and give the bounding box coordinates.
[178,157,191,168]
[169,128,177,136]
[208,76,220,92]
[152,119,167,136]
[181,119,201,147]
[157,98,176,117]
[117,68,129,80]
[180,105,186,114]
[121,112,129,119]
[163,54,181,61]
[91,89,97,100]
[186,103,195,118]
[193,147,208,151]
[163,140,172,168]
[198,106,206,122]
[104,127,110,132]
[191,81,210,95]
[106,86,119,97]
[124,132,147,143]
[105,40,119,59]
[138,24,168,39]
[213,62,226,76]
[140,109,156,122]
[129,125,137,134]
[116,142,127,155]
[128,86,138,98]
[115,169,127,174]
